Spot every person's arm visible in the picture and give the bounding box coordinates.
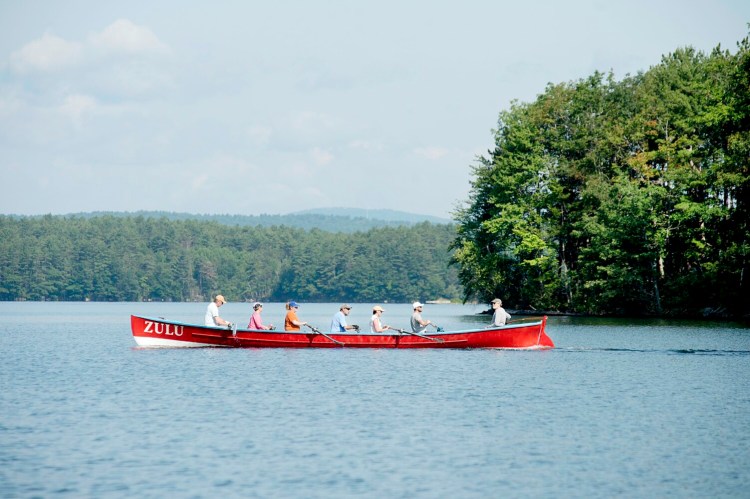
[215,315,231,326]
[373,317,389,333]
[339,314,356,331]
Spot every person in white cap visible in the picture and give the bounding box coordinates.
[370,305,390,333]
[410,301,432,334]
[490,298,511,326]
[247,302,274,330]
[205,294,232,327]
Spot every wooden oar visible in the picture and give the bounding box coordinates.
[305,324,345,346]
[391,327,444,343]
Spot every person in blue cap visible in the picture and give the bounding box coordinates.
[284,300,307,331]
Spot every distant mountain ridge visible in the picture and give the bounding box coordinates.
[294,208,451,224]
[37,209,453,233]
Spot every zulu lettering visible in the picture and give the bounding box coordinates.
[144,320,183,336]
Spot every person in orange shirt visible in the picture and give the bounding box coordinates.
[284,301,308,331]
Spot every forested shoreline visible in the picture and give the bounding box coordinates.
[0,215,460,303]
[453,36,750,318]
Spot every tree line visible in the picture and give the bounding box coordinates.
[452,36,750,318]
[56,208,449,233]
[0,215,460,303]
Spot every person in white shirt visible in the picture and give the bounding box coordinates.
[205,294,232,327]
[490,298,511,326]
[369,305,390,333]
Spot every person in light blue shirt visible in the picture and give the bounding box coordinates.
[329,304,359,333]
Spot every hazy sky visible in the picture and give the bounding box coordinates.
[1,1,748,219]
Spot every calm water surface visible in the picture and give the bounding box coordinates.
[1,302,749,498]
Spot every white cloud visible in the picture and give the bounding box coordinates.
[7,19,173,101]
[349,139,384,152]
[10,33,83,73]
[414,147,449,160]
[59,94,98,125]
[311,147,334,166]
[292,111,335,132]
[89,19,171,56]
[247,125,273,145]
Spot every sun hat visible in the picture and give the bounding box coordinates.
[373,306,385,312]
[340,304,352,310]
[491,298,502,304]
[215,295,226,304]
[412,301,424,309]
[252,302,262,309]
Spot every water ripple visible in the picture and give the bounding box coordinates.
[558,347,750,356]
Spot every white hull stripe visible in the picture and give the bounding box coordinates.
[133,336,225,348]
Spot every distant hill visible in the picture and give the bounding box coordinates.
[49,209,453,233]
[293,208,451,225]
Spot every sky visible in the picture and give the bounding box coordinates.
[1,1,749,219]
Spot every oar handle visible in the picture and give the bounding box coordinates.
[392,327,443,343]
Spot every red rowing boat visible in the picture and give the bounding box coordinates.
[130,315,554,349]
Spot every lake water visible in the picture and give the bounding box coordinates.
[1,302,749,498]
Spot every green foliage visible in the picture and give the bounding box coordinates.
[453,34,750,317]
[0,216,460,303]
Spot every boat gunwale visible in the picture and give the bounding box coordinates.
[132,314,545,337]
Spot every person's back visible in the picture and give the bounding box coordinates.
[205,295,227,327]
[330,310,346,332]
[205,301,219,326]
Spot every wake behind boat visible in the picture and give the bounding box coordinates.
[130,315,554,349]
